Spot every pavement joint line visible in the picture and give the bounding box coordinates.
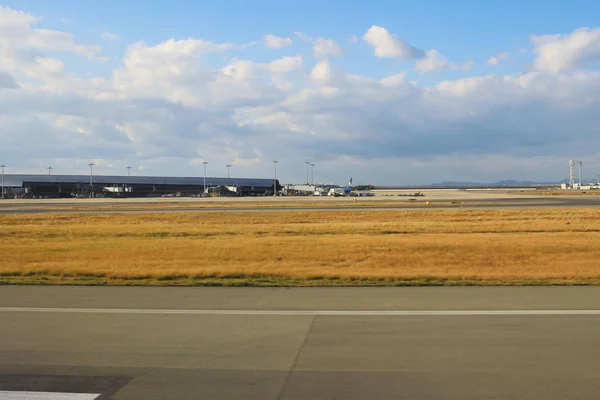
[276,315,316,400]
[1,307,600,316]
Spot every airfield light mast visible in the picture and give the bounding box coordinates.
[569,160,575,188]
[305,161,310,184]
[202,161,208,194]
[273,160,279,196]
[0,164,5,199]
[88,162,95,198]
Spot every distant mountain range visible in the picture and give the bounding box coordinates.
[376,179,573,189]
[375,179,600,189]
[428,179,570,187]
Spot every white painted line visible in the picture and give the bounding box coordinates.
[0,307,599,316]
[0,391,99,400]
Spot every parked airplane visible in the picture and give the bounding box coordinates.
[328,178,355,197]
[344,177,353,194]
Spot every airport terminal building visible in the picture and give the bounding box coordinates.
[0,174,281,198]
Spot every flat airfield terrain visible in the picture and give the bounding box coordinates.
[2,192,600,399]
[1,208,600,285]
[1,189,600,214]
[1,286,600,399]
[1,189,600,286]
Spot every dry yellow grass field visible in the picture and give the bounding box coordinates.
[500,190,600,196]
[1,209,599,285]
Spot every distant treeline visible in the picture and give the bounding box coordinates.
[354,185,375,191]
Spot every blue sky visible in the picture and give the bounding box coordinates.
[8,0,598,79]
[1,1,600,184]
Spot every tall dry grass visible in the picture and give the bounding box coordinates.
[1,209,599,282]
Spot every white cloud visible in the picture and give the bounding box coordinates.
[0,5,39,30]
[49,114,94,135]
[269,55,303,73]
[487,52,510,66]
[532,27,600,73]
[0,6,99,82]
[238,41,259,49]
[135,37,232,56]
[462,60,475,72]
[312,37,344,59]
[414,50,449,72]
[0,6,100,59]
[112,36,302,107]
[362,25,424,59]
[32,57,64,75]
[220,59,257,81]
[108,38,254,107]
[350,35,359,44]
[415,50,473,73]
[294,32,312,42]
[310,60,334,85]
[263,34,292,49]
[101,31,121,41]
[379,73,406,87]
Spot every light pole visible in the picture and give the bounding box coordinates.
[88,162,95,198]
[305,161,310,184]
[226,164,232,179]
[0,164,5,199]
[47,166,53,176]
[202,161,208,194]
[273,160,279,196]
[127,166,132,177]
[310,163,315,185]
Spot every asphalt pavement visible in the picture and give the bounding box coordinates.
[1,195,600,214]
[1,287,600,399]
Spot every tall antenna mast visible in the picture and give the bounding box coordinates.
[578,161,583,187]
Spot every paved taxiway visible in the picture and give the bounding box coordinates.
[1,287,600,399]
[1,195,600,214]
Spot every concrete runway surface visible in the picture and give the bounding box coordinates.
[1,286,600,399]
[1,194,600,214]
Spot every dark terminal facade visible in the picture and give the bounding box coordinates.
[0,174,281,198]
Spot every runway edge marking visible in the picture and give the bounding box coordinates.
[0,391,99,400]
[1,307,600,316]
